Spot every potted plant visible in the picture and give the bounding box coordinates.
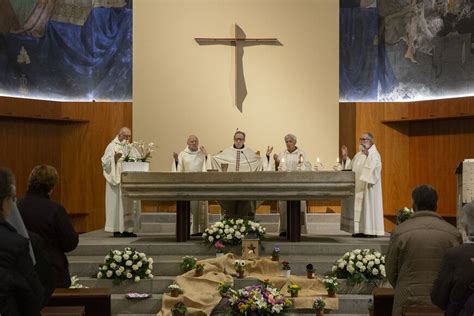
[282,261,291,277]
[171,302,187,316]
[168,283,183,297]
[306,264,315,279]
[214,241,225,257]
[271,246,280,261]
[234,259,246,278]
[396,207,414,224]
[321,276,338,297]
[313,297,326,316]
[287,284,302,298]
[181,256,197,273]
[194,263,205,277]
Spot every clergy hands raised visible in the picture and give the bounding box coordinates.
[200,146,208,157]
[266,146,274,157]
[114,152,122,163]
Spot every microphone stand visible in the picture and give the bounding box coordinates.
[240,150,253,172]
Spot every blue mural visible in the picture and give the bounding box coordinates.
[340,0,474,102]
[0,0,132,101]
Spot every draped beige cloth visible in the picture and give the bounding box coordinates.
[157,253,338,316]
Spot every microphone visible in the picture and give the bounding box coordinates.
[240,150,253,172]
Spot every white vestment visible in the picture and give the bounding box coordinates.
[210,146,270,218]
[342,157,352,170]
[340,145,385,236]
[101,137,140,233]
[274,148,311,234]
[171,147,209,234]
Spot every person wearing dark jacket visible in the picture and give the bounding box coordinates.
[431,202,474,316]
[18,165,79,288]
[0,167,44,316]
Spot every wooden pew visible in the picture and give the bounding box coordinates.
[373,287,394,316]
[42,306,85,316]
[47,288,111,316]
[401,306,444,316]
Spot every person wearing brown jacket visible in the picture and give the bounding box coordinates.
[386,184,462,316]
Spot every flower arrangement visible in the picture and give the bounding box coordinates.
[321,276,339,297]
[171,302,187,316]
[202,218,266,245]
[287,284,302,297]
[272,246,280,261]
[313,297,326,312]
[181,256,197,272]
[219,283,292,315]
[97,247,153,283]
[214,241,225,256]
[168,283,183,297]
[195,263,205,276]
[306,263,315,279]
[69,275,87,289]
[121,141,155,162]
[396,207,414,224]
[331,248,386,285]
[281,261,291,277]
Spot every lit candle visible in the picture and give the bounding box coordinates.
[337,157,340,164]
[317,157,320,163]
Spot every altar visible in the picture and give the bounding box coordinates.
[121,171,355,242]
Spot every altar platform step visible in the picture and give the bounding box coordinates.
[139,213,347,235]
[69,254,343,277]
[110,293,371,314]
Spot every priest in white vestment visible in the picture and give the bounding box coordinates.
[210,130,273,219]
[340,133,385,237]
[341,145,352,170]
[172,135,209,235]
[273,134,311,236]
[101,127,140,237]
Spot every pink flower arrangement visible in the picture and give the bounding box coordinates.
[214,241,225,253]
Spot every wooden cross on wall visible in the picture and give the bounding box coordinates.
[195,24,281,112]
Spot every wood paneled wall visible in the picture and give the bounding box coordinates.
[0,97,132,233]
[340,97,474,231]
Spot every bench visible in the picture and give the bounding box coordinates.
[46,288,111,316]
[41,306,85,316]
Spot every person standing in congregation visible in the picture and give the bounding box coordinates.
[340,132,385,237]
[386,185,462,316]
[172,135,209,235]
[0,167,44,316]
[18,165,78,289]
[210,130,273,219]
[101,127,140,238]
[273,134,311,236]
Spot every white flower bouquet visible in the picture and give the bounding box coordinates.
[202,218,266,245]
[121,141,155,162]
[331,248,386,285]
[396,207,414,224]
[97,247,154,283]
[69,275,87,289]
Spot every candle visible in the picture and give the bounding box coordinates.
[337,157,340,163]
[317,157,320,163]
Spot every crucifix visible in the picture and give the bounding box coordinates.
[195,24,281,112]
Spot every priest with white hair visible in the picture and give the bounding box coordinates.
[172,135,209,235]
[273,133,311,236]
[210,130,273,219]
[341,132,384,237]
[101,127,142,238]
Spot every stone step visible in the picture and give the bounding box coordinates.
[115,314,368,316]
[70,234,389,257]
[69,255,341,278]
[139,221,347,235]
[110,293,371,314]
[140,213,341,224]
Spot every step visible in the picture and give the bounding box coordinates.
[70,234,389,257]
[139,222,280,233]
[140,213,341,224]
[68,255,342,277]
[110,293,371,314]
